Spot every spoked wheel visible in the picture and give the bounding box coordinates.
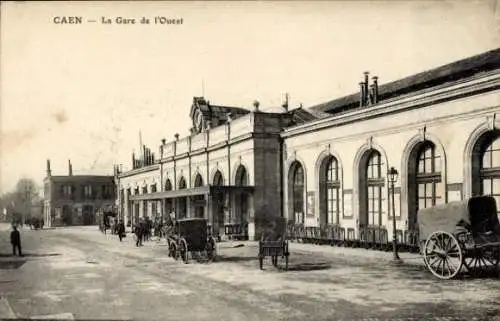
[180,238,189,264]
[463,246,500,277]
[206,236,217,261]
[423,231,463,280]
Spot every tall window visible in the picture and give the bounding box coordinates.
[102,185,113,199]
[62,185,73,198]
[84,185,93,198]
[164,179,173,215]
[235,166,248,225]
[165,179,172,191]
[292,163,305,224]
[325,157,340,225]
[480,135,500,217]
[365,150,385,226]
[178,177,187,219]
[193,174,204,218]
[416,142,442,211]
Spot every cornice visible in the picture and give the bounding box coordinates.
[119,165,159,178]
[282,70,500,138]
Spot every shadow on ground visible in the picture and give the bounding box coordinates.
[215,255,257,263]
[0,260,26,269]
[0,253,60,258]
[284,262,331,272]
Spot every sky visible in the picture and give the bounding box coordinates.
[1,0,499,194]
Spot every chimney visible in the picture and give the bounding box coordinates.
[363,71,370,106]
[253,100,260,112]
[46,159,52,177]
[132,152,136,169]
[282,93,289,112]
[68,159,73,176]
[359,82,366,107]
[372,76,379,104]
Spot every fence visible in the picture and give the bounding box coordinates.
[286,223,421,253]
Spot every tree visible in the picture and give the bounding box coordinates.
[0,178,40,222]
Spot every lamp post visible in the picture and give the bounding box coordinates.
[388,166,401,263]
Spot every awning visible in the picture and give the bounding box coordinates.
[128,185,254,201]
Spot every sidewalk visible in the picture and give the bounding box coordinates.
[50,226,425,268]
[215,240,425,268]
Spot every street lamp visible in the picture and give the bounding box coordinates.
[388,166,401,263]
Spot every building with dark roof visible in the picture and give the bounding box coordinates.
[115,48,500,242]
[43,160,115,227]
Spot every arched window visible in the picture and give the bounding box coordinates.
[473,131,500,217]
[165,179,172,191]
[416,142,442,208]
[235,165,249,225]
[289,162,305,224]
[320,156,340,225]
[193,174,204,218]
[194,174,204,187]
[213,171,224,186]
[359,150,385,227]
[150,184,158,219]
[407,141,442,231]
[213,170,225,229]
[177,177,187,219]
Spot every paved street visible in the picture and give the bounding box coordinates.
[1,224,500,321]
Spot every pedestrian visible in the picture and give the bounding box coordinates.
[10,225,23,257]
[118,220,126,242]
[134,222,143,247]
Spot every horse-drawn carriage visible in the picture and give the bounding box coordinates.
[419,195,500,279]
[258,217,290,271]
[165,218,217,264]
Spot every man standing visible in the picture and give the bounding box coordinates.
[11,226,23,257]
[117,220,126,242]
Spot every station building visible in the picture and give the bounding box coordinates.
[116,48,500,241]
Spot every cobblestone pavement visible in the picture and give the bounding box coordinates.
[0,225,499,321]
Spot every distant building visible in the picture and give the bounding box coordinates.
[43,160,115,227]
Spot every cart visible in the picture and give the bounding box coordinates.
[166,218,217,264]
[418,195,500,279]
[258,217,290,271]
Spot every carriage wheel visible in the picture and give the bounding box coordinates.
[423,231,463,280]
[464,246,500,277]
[206,236,216,261]
[171,242,179,260]
[180,238,189,264]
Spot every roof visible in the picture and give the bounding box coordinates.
[190,97,251,127]
[310,47,500,115]
[286,107,323,127]
[48,175,114,183]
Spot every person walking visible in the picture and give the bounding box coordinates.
[134,222,143,247]
[10,226,23,257]
[118,220,126,242]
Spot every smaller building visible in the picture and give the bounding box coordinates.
[43,160,115,227]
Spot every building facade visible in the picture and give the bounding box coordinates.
[43,160,116,227]
[116,48,500,241]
